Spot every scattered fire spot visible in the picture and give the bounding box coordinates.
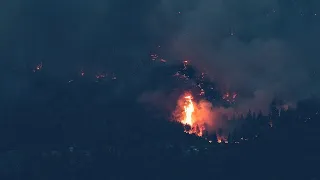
[33,62,43,72]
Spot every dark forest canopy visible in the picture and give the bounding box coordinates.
[0,62,320,180]
[1,62,320,152]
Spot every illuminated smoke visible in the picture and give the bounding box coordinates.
[173,92,216,137]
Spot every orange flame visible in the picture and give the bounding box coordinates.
[183,95,194,126]
[174,92,208,137]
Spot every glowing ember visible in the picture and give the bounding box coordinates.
[199,89,205,96]
[151,54,158,61]
[160,59,167,63]
[33,62,43,72]
[222,92,237,103]
[183,60,188,70]
[96,73,106,79]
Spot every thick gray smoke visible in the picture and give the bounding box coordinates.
[157,0,320,112]
[1,0,320,112]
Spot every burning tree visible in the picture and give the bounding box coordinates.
[173,92,214,137]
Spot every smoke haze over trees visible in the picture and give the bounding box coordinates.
[1,0,320,112]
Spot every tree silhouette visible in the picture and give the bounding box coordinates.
[227,133,232,143]
[232,129,239,142]
[210,131,218,143]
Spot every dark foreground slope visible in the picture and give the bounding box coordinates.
[0,137,319,180]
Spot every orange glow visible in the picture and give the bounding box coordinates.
[182,95,194,126]
[173,92,214,137]
[217,136,227,143]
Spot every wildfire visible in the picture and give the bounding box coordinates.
[183,95,194,125]
[174,92,208,137]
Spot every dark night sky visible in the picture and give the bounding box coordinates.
[0,0,320,112]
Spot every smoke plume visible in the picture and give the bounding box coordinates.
[159,0,320,112]
[1,0,320,113]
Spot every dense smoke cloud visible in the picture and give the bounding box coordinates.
[162,0,320,112]
[1,0,320,112]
